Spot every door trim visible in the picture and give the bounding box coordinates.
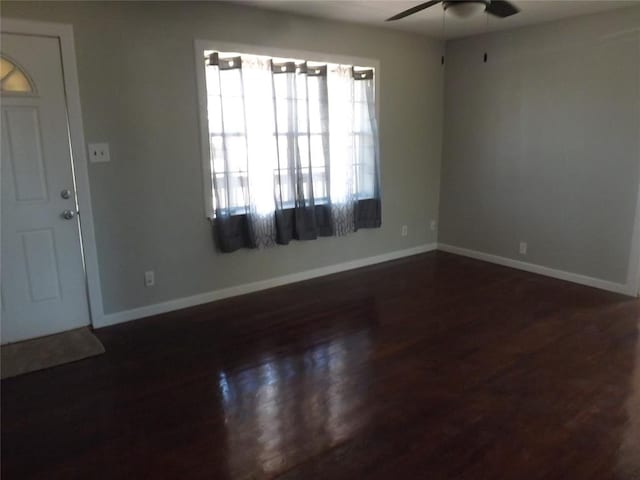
[632,183,640,296]
[630,33,640,298]
[2,18,105,326]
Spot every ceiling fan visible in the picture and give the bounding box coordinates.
[386,0,520,21]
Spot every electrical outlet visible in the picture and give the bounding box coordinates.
[88,143,110,163]
[519,242,527,255]
[401,225,408,237]
[144,270,155,287]
[430,220,437,231]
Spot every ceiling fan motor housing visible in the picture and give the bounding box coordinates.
[443,0,491,18]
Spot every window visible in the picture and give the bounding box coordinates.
[0,56,34,94]
[196,43,381,252]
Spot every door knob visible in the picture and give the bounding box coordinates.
[62,209,76,220]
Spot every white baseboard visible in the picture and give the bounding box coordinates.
[437,243,634,296]
[96,243,438,328]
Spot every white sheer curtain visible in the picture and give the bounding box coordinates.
[271,61,331,243]
[328,64,357,236]
[243,56,278,246]
[205,52,380,252]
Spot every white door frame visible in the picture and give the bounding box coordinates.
[632,210,640,298]
[629,178,640,297]
[632,155,640,297]
[630,33,640,298]
[2,18,104,326]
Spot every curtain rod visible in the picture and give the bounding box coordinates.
[208,52,374,80]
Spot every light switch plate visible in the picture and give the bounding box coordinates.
[88,143,110,163]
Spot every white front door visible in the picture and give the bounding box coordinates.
[1,33,90,344]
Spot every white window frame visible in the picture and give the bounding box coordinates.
[193,39,381,220]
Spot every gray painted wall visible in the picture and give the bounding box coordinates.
[4,1,638,318]
[3,1,444,314]
[439,6,640,284]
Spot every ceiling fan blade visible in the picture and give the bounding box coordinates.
[486,0,519,18]
[386,0,442,21]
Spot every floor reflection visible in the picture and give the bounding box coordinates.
[618,320,640,480]
[218,330,372,479]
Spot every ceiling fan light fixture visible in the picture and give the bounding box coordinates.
[444,1,488,18]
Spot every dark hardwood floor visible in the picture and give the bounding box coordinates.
[2,251,640,479]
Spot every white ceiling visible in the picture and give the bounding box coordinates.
[241,0,639,39]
